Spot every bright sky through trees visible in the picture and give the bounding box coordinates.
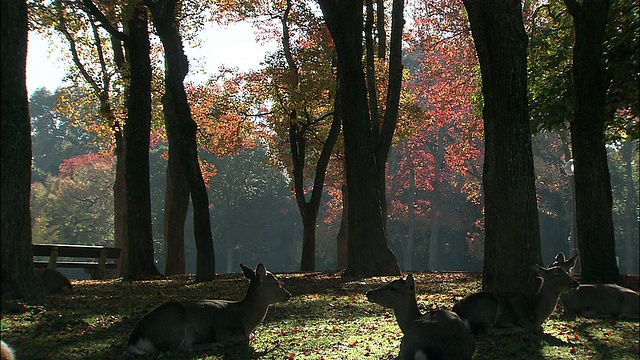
[26,21,276,95]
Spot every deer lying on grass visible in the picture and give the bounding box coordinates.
[366,275,476,360]
[453,265,579,335]
[1,340,15,360]
[551,252,639,320]
[36,268,73,294]
[127,263,291,355]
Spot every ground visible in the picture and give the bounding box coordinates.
[1,272,638,359]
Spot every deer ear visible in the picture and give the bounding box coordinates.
[240,263,255,280]
[530,264,545,276]
[405,274,415,291]
[256,263,267,277]
[555,252,566,262]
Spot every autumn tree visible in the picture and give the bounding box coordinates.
[1,0,46,303]
[31,0,133,275]
[463,0,542,294]
[402,1,484,271]
[145,0,216,281]
[562,0,621,284]
[316,0,404,276]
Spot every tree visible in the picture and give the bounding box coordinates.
[145,0,216,281]
[1,0,46,303]
[563,0,621,284]
[122,0,161,279]
[463,0,542,294]
[317,0,401,276]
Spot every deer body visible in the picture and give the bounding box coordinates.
[561,284,639,320]
[550,252,639,320]
[453,265,579,334]
[366,275,475,360]
[127,263,291,355]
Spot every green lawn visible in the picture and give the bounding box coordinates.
[1,271,638,359]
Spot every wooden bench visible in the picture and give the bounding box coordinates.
[33,243,121,280]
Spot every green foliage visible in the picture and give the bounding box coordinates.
[528,0,639,141]
[1,272,638,359]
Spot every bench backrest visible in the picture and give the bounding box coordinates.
[33,244,121,259]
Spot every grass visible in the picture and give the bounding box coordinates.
[1,271,638,359]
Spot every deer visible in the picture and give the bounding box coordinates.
[550,252,639,320]
[366,274,476,360]
[127,263,291,355]
[36,268,73,294]
[452,265,579,335]
[1,340,15,360]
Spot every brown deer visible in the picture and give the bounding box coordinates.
[550,252,639,320]
[453,265,579,334]
[127,263,291,355]
[366,275,475,360]
[36,268,73,294]
[1,340,15,360]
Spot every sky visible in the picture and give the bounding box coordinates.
[26,21,277,96]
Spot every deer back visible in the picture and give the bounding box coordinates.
[561,284,639,320]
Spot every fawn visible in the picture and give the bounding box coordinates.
[366,274,475,360]
[127,263,291,355]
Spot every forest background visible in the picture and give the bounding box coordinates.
[26,0,639,277]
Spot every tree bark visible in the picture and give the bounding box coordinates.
[463,0,542,294]
[113,122,127,276]
[146,0,216,281]
[1,0,46,303]
[122,0,161,279]
[563,0,620,284]
[318,0,400,276]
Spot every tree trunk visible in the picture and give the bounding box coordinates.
[113,122,127,276]
[563,0,620,284]
[0,0,46,303]
[146,0,216,281]
[463,0,542,294]
[123,0,161,279]
[163,145,189,275]
[318,0,400,277]
[336,183,349,271]
[405,140,416,271]
[621,140,638,275]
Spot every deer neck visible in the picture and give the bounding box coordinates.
[532,283,561,328]
[392,298,422,334]
[236,286,270,334]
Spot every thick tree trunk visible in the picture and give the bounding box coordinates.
[113,123,127,276]
[163,143,189,275]
[123,0,161,279]
[563,0,620,284]
[0,0,46,303]
[463,0,542,294]
[318,0,400,277]
[147,0,216,281]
